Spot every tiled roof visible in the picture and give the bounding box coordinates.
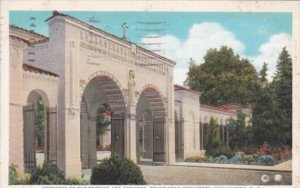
[174,84,201,95]
[9,35,31,45]
[23,64,59,77]
[45,11,175,65]
[200,104,236,115]
[10,25,49,44]
[217,103,250,110]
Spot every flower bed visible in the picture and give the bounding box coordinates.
[185,144,292,166]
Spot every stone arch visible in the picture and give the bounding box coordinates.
[136,85,166,163]
[27,89,49,107]
[80,74,127,169]
[24,89,50,172]
[81,71,127,110]
[138,85,166,118]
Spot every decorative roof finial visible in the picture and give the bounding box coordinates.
[122,22,129,41]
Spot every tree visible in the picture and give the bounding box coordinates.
[35,97,45,150]
[272,47,292,145]
[251,47,292,146]
[96,103,112,141]
[228,110,253,150]
[259,62,268,86]
[185,46,260,106]
[206,117,220,151]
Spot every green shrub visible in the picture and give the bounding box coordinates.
[29,163,65,184]
[91,154,146,185]
[185,155,205,162]
[9,164,19,184]
[206,118,221,151]
[243,155,255,162]
[206,144,235,158]
[9,164,30,185]
[64,177,89,185]
[10,163,89,185]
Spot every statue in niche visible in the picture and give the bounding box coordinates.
[128,69,135,103]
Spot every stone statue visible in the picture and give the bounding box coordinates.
[128,70,135,103]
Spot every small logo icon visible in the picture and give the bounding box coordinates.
[261,174,270,183]
[274,174,282,182]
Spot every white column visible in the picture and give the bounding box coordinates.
[195,121,200,151]
[166,67,175,164]
[64,40,81,178]
[127,103,137,163]
[9,40,27,174]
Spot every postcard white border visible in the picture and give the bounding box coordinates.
[1,1,299,187]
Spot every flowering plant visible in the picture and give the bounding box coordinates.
[259,142,270,155]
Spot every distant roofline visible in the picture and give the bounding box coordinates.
[45,11,176,66]
[218,103,251,110]
[200,103,236,115]
[23,64,59,77]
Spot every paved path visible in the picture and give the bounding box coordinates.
[174,160,292,172]
[139,164,292,185]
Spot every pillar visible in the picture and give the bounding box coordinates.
[126,103,137,163]
[166,67,176,164]
[9,39,27,174]
[64,109,81,178]
[195,121,200,151]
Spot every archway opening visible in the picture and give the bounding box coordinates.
[80,75,126,169]
[24,90,49,172]
[136,87,165,164]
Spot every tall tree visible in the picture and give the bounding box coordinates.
[35,97,45,149]
[228,110,253,150]
[259,62,268,86]
[252,47,292,146]
[185,46,260,106]
[273,47,292,145]
[206,117,220,151]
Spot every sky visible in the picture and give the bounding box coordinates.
[10,11,292,84]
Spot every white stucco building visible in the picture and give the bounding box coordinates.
[9,11,251,178]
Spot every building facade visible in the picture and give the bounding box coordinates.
[9,11,251,178]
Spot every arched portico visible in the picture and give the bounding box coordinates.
[136,86,166,163]
[9,12,175,178]
[80,74,126,169]
[23,89,57,172]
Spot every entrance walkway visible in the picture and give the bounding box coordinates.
[139,164,292,185]
[81,157,292,185]
[174,160,292,172]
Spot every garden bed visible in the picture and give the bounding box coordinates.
[185,144,292,166]
[186,154,292,166]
